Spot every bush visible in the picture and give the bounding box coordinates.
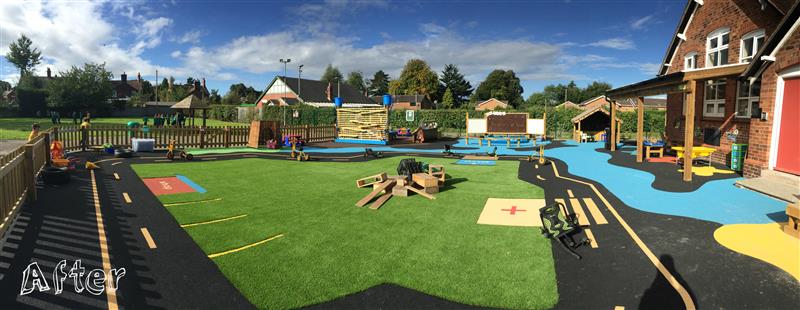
[16,87,48,117]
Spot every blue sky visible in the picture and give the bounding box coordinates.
[0,0,685,99]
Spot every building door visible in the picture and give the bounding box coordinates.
[776,78,800,175]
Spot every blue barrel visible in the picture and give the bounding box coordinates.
[382,95,392,106]
[334,97,343,108]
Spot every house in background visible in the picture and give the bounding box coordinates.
[475,98,509,111]
[554,100,581,109]
[372,95,434,110]
[606,0,799,194]
[254,76,377,108]
[110,72,143,101]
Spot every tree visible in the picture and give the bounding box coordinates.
[223,83,260,105]
[474,70,524,108]
[209,89,222,105]
[346,71,366,95]
[391,59,439,99]
[5,34,42,80]
[440,87,455,109]
[368,70,390,96]
[582,81,613,102]
[46,63,113,111]
[526,80,613,107]
[0,80,11,91]
[439,64,472,107]
[320,64,343,84]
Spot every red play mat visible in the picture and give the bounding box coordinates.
[143,177,197,196]
[647,156,678,163]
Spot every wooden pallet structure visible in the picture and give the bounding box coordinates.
[355,170,442,210]
[336,107,388,141]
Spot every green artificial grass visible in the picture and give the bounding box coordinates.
[132,158,558,309]
[0,117,242,140]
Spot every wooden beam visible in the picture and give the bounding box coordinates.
[682,64,747,81]
[609,100,617,151]
[636,97,645,163]
[683,80,696,182]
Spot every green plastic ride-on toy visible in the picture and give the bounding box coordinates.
[539,202,590,259]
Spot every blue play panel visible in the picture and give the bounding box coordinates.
[454,159,496,166]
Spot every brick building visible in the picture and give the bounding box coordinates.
[608,0,799,180]
[475,98,509,111]
[254,76,376,108]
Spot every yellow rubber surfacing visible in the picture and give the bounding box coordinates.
[181,214,248,228]
[208,234,284,259]
[714,222,799,281]
[549,160,696,310]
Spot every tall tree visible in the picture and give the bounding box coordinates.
[320,64,343,84]
[223,83,261,105]
[390,59,439,99]
[46,63,113,110]
[346,71,366,95]
[368,70,390,96]
[439,64,472,107]
[5,34,42,80]
[474,70,524,108]
[440,87,455,109]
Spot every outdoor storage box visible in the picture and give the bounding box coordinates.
[132,138,155,152]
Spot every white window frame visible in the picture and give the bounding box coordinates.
[706,28,730,68]
[736,79,760,118]
[703,79,726,117]
[684,52,698,70]
[739,29,765,63]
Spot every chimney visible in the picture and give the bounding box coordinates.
[202,78,206,88]
[137,72,141,82]
[121,72,127,83]
[46,67,51,78]
[326,82,332,101]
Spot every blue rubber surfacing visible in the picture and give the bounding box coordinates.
[454,159,496,166]
[176,174,208,193]
[546,141,786,225]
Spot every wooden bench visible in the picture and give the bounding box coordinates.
[645,145,664,159]
[785,202,799,239]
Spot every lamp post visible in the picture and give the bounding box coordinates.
[280,58,291,98]
[298,64,304,101]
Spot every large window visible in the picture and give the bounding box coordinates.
[704,79,726,117]
[684,52,698,70]
[740,29,765,63]
[706,28,730,68]
[736,79,761,118]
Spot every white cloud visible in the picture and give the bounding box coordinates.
[586,37,635,50]
[174,30,205,44]
[630,15,654,30]
[171,50,182,58]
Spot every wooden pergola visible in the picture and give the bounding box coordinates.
[571,105,622,142]
[171,94,210,127]
[606,64,748,181]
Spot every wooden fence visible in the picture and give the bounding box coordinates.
[280,125,336,143]
[0,131,51,237]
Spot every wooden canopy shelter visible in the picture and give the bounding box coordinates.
[606,64,749,181]
[171,94,211,127]
[571,105,621,142]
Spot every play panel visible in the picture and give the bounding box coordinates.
[144,175,207,196]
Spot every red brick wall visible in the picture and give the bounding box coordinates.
[667,0,784,74]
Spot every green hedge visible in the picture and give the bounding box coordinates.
[208,105,665,138]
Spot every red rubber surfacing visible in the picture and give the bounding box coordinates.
[143,177,197,196]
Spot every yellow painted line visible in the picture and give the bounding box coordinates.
[181,214,248,228]
[550,160,696,310]
[614,306,625,310]
[535,164,539,169]
[163,197,223,207]
[208,234,284,259]
[583,198,609,225]
[569,198,590,226]
[90,170,118,310]
[140,228,157,249]
[536,175,545,181]
[567,189,574,198]
[111,162,122,166]
[94,158,122,164]
[122,193,132,204]
[554,198,566,208]
[584,228,599,248]
[113,173,120,180]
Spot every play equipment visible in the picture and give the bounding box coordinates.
[466,111,546,146]
[363,148,384,159]
[527,145,546,164]
[335,107,389,145]
[166,140,194,161]
[571,106,622,143]
[785,202,799,238]
[442,145,461,158]
[413,123,438,143]
[672,146,715,166]
[354,158,442,210]
[644,140,665,159]
[288,136,310,161]
[247,120,279,148]
[539,202,590,259]
[131,138,155,152]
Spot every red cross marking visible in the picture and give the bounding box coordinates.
[501,206,526,215]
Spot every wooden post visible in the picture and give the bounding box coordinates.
[683,80,696,181]
[23,144,36,201]
[542,112,547,140]
[81,127,88,151]
[224,126,231,148]
[44,131,52,166]
[465,111,470,144]
[609,100,617,151]
[52,126,59,141]
[305,124,310,141]
[199,127,206,149]
[636,96,645,163]
[577,120,581,142]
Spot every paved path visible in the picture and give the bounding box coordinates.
[0,139,26,155]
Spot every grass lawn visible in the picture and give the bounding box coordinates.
[0,117,243,140]
[131,157,558,309]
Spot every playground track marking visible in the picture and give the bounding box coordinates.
[90,170,118,310]
[584,228,598,248]
[122,193,132,204]
[163,197,223,207]
[181,214,248,228]
[568,198,590,226]
[567,189,575,198]
[549,160,696,310]
[94,158,123,164]
[583,198,608,225]
[615,306,625,310]
[208,234,284,259]
[113,173,120,180]
[536,175,545,181]
[140,227,157,249]
[111,162,122,166]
